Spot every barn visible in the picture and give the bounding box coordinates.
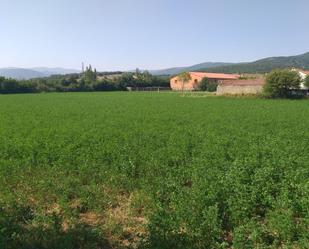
[170,72,240,91]
[216,78,265,95]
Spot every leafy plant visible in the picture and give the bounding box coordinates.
[177,72,192,94]
[200,77,218,92]
[263,69,301,98]
[1,93,309,248]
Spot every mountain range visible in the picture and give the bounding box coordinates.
[0,67,80,80]
[149,52,309,75]
[1,52,309,79]
[149,62,233,75]
[204,52,309,74]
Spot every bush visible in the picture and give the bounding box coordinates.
[0,71,170,94]
[263,70,301,98]
[200,77,218,92]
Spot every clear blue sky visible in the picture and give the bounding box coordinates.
[1,0,308,71]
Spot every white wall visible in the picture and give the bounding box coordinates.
[298,72,308,89]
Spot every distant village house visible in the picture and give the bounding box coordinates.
[170,69,309,95]
[170,72,240,91]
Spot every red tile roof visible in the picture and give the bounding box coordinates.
[190,72,240,80]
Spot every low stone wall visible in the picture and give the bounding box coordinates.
[217,85,263,95]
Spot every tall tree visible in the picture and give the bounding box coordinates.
[83,64,97,85]
[177,72,192,94]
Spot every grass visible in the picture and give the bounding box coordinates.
[1,92,309,249]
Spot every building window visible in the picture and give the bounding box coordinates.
[194,79,198,83]
[174,80,178,83]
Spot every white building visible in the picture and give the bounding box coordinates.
[292,69,309,89]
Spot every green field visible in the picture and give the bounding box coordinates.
[1,92,309,249]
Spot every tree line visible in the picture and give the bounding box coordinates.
[0,67,169,94]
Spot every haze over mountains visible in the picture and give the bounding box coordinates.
[0,67,80,80]
[148,62,233,76]
[1,52,309,79]
[205,52,309,74]
[150,52,309,75]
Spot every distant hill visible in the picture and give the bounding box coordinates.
[2,52,309,79]
[31,67,80,75]
[198,52,309,74]
[148,52,309,76]
[0,68,45,80]
[0,67,80,80]
[149,62,233,75]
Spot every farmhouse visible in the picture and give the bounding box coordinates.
[216,78,265,95]
[170,72,240,91]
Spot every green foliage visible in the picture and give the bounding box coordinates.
[82,64,97,85]
[1,93,309,248]
[263,69,301,98]
[200,77,218,92]
[200,77,209,91]
[0,71,169,94]
[0,77,38,94]
[177,72,191,92]
[177,72,191,82]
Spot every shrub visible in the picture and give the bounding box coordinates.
[200,77,218,92]
[263,70,301,98]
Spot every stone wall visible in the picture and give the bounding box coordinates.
[217,85,263,95]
